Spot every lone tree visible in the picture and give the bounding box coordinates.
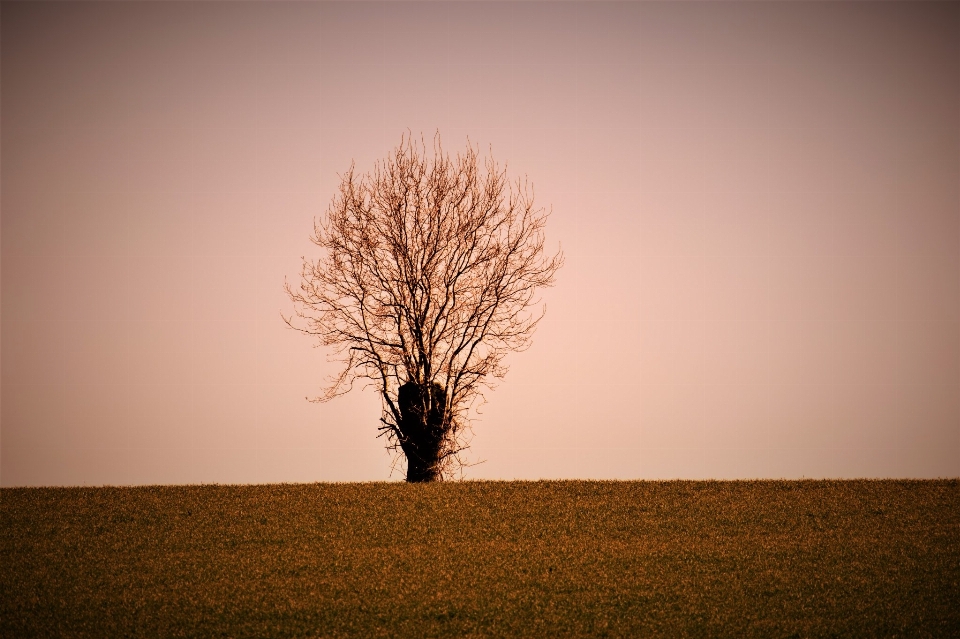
[285,134,563,482]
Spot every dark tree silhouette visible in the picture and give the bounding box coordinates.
[285,134,563,481]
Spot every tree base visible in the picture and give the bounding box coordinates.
[405,462,441,483]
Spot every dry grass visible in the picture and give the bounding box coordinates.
[2,480,958,638]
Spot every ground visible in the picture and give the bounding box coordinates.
[2,480,958,637]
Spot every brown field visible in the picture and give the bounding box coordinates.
[2,480,958,638]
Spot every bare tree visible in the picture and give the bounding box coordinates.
[285,134,563,482]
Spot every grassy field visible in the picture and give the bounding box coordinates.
[2,480,958,638]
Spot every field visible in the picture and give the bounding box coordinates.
[2,480,959,638]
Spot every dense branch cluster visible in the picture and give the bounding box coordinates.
[285,134,562,479]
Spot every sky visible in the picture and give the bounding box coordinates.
[2,1,958,486]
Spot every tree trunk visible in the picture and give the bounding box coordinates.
[397,382,447,482]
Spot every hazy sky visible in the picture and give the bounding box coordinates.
[3,1,958,486]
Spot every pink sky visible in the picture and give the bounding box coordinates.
[2,1,958,486]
